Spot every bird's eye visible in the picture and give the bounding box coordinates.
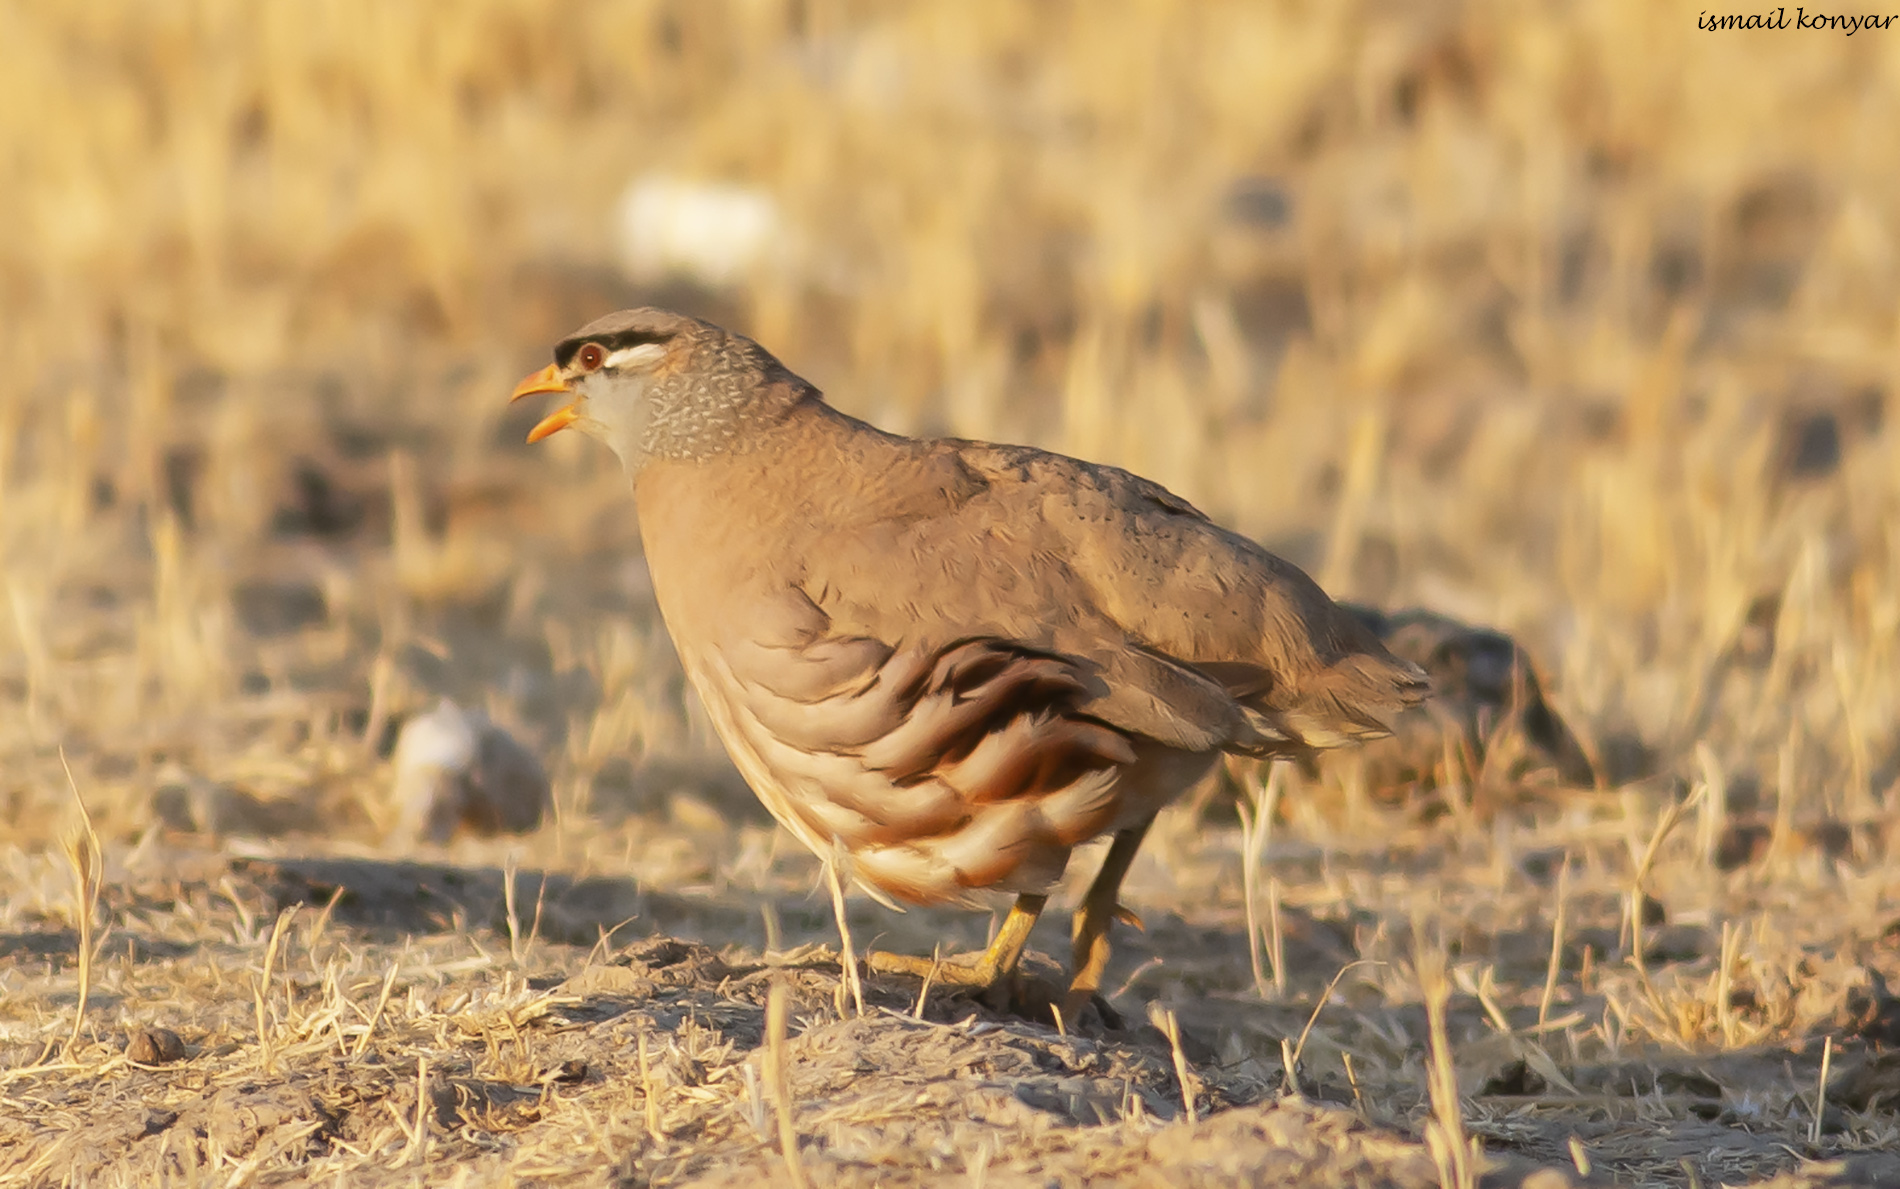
[576,343,605,371]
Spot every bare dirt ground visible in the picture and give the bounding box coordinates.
[11,799,1900,1188]
[5,2,1900,1186]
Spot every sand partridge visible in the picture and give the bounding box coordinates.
[511,309,1428,1016]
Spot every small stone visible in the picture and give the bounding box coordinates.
[127,1027,185,1065]
[390,699,551,846]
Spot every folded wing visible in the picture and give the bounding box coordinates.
[692,589,1136,905]
[800,438,1429,761]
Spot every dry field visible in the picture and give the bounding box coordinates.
[4,1,1900,1185]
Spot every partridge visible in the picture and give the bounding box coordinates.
[511,309,1428,1016]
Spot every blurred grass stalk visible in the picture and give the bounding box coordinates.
[58,750,102,1051]
[1414,926,1478,1189]
[1237,760,1286,999]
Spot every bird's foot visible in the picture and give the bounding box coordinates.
[866,948,996,986]
[866,948,1019,1011]
[867,949,1122,1030]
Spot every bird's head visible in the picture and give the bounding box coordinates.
[509,307,809,474]
[508,307,694,471]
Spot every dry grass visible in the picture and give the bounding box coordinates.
[3,1,1900,1185]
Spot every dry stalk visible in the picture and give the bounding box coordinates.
[1714,920,1742,1047]
[225,1120,325,1189]
[254,906,299,1073]
[570,1097,618,1168]
[504,852,524,965]
[352,961,401,1060]
[1477,963,1579,1095]
[583,915,641,970]
[1475,965,1512,1034]
[57,749,102,1051]
[1694,743,1726,866]
[1538,858,1569,1029]
[823,857,865,1017]
[306,886,346,963]
[219,875,259,943]
[1342,1052,1366,1117]
[1237,781,1264,992]
[363,651,395,756]
[400,1055,430,1166]
[966,1140,993,1188]
[1415,933,1478,1189]
[1436,728,1474,831]
[1291,960,1378,1076]
[761,901,783,955]
[1628,782,1705,1017]
[742,1062,769,1141]
[527,872,549,964]
[1567,1137,1592,1178]
[1810,1035,1833,1144]
[1098,957,1159,1004]
[764,981,811,1189]
[639,1030,665,1142]
[1237,761,1285,996]
[913,945,942,1020]
[1267,876,1286,999]
[1151,1006,1199,1125]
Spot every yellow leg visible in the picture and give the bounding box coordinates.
[1065,819,1154,1020]
[980,893,1048,984]
[868,893,1047,989]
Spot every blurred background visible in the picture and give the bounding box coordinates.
[1,0,1896,860]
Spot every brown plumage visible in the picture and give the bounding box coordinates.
[511,308,1428,1014]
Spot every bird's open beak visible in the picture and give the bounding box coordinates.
[509,364,581,443]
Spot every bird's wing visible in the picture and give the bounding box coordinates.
[799,438,1428,756]
[684,583,1135,904]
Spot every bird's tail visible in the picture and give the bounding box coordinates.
[1237,648,1430,754]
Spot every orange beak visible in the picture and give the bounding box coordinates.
[509,363,581,443]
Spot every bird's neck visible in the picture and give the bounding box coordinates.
[640,356,815,464]
[633,401,970,558]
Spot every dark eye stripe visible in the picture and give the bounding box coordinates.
[555,328,673,368]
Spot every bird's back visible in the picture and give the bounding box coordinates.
[638,399,1427,764]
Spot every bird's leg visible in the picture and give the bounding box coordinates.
[867,893,1047,993]
[1064,819,1155,1022]
[978,892,1048,986]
